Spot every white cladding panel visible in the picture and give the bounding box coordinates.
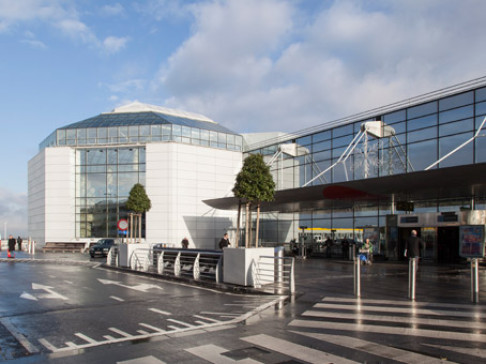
[28,151,47,243]
[146,142,242,249]
[28,148,76,243]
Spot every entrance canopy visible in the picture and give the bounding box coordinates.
[204,163,486,213]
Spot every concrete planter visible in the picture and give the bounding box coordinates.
[223,247,274,287]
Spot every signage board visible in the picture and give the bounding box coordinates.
[459,225,485,258]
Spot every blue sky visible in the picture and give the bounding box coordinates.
[1,0,486,236]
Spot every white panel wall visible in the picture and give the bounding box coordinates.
[146,142,242,249]
[28,151,46,243]
[28,147,76,243]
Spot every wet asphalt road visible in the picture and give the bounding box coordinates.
[0,256,281,361]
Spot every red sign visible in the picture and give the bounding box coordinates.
[117,219,128,231]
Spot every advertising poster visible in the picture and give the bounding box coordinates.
[459,226,485,258]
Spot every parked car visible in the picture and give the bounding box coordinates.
[89,239,117,258]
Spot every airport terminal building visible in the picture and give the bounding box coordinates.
[29,77,486,260]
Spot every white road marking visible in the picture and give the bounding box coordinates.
[293,330,453,364]
[137,330,149,335]
[200,311,239,317]
[98,279,163,292]
[20,292,38,301]
[38,338,58,352]
[118,355,167,364]
[193,315,221,323]
[109,327,133,337]
[31,283,69,300]
[110,295,125,302]
[0,318,40,354]
[64,341,78,348]
[322,297,486,310]
[423,343,486,358]
[303,310,486,330]
[167,319,195,328]
[289,319,486,342]
[314,303,485,318]
[139,323,166,333]
[186,344,263,364]
[74,332,97,344]
[149,308,171,315]
[242,334,359,364]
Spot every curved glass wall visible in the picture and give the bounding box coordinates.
[40,124,243,152]
[75,147,146,238]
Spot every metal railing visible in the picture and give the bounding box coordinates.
[107,245,295,295]
[108,246,223,283]
[254,255,295,295]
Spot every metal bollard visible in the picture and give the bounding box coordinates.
[471,258,479,303]
[289,257,295,295]
[354,257,361,297]
[408,258,417,300]
[276,247,284,295]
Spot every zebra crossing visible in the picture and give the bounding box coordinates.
[184,296,486,363]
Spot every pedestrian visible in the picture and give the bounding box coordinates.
[17,236,22,251]
[181,237,189,249]
[8,235,16,258]
[324,236,333,258]
[342,237,349,260]
[219,233,230,249]
[405,230,424,261]
[361,238,373,264]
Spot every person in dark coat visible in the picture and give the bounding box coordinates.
[405,230,424,259]
[219,233,230,249]
[181,237,189,249]
[8,235,16,258]
[17,236,22,251]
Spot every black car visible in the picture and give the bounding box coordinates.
[89,239,117,258]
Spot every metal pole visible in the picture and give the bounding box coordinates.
[354,257,361,297]
[289,257,295,295]
[276,247,284,295]
[471,258,479,303]
[408,258,417,300]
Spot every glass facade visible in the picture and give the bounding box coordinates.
[75,147,145,238]
[248,86,486,251]
[39,112,243,152]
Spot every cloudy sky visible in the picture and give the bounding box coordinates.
[1,0,485,236]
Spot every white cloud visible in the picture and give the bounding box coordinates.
[0,188,27,238]
[103,36,130,54]
[155,0,486,133]
[101,3,125,16]
[0,0,128,54]
[21,39,47,49]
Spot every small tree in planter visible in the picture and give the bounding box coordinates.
[126,183,151,243]
[233,154,275,248]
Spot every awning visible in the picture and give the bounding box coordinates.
[203,163,486,213]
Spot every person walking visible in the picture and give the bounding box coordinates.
[8,235,16,258]
[405,230,424,271]
[181,237,189,249]
[405,230,424,259]
[17,236,22,251]
[219,233,230,249]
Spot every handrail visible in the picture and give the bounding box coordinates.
[255,255,295,295]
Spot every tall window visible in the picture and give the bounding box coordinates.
[76,147,146,238]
